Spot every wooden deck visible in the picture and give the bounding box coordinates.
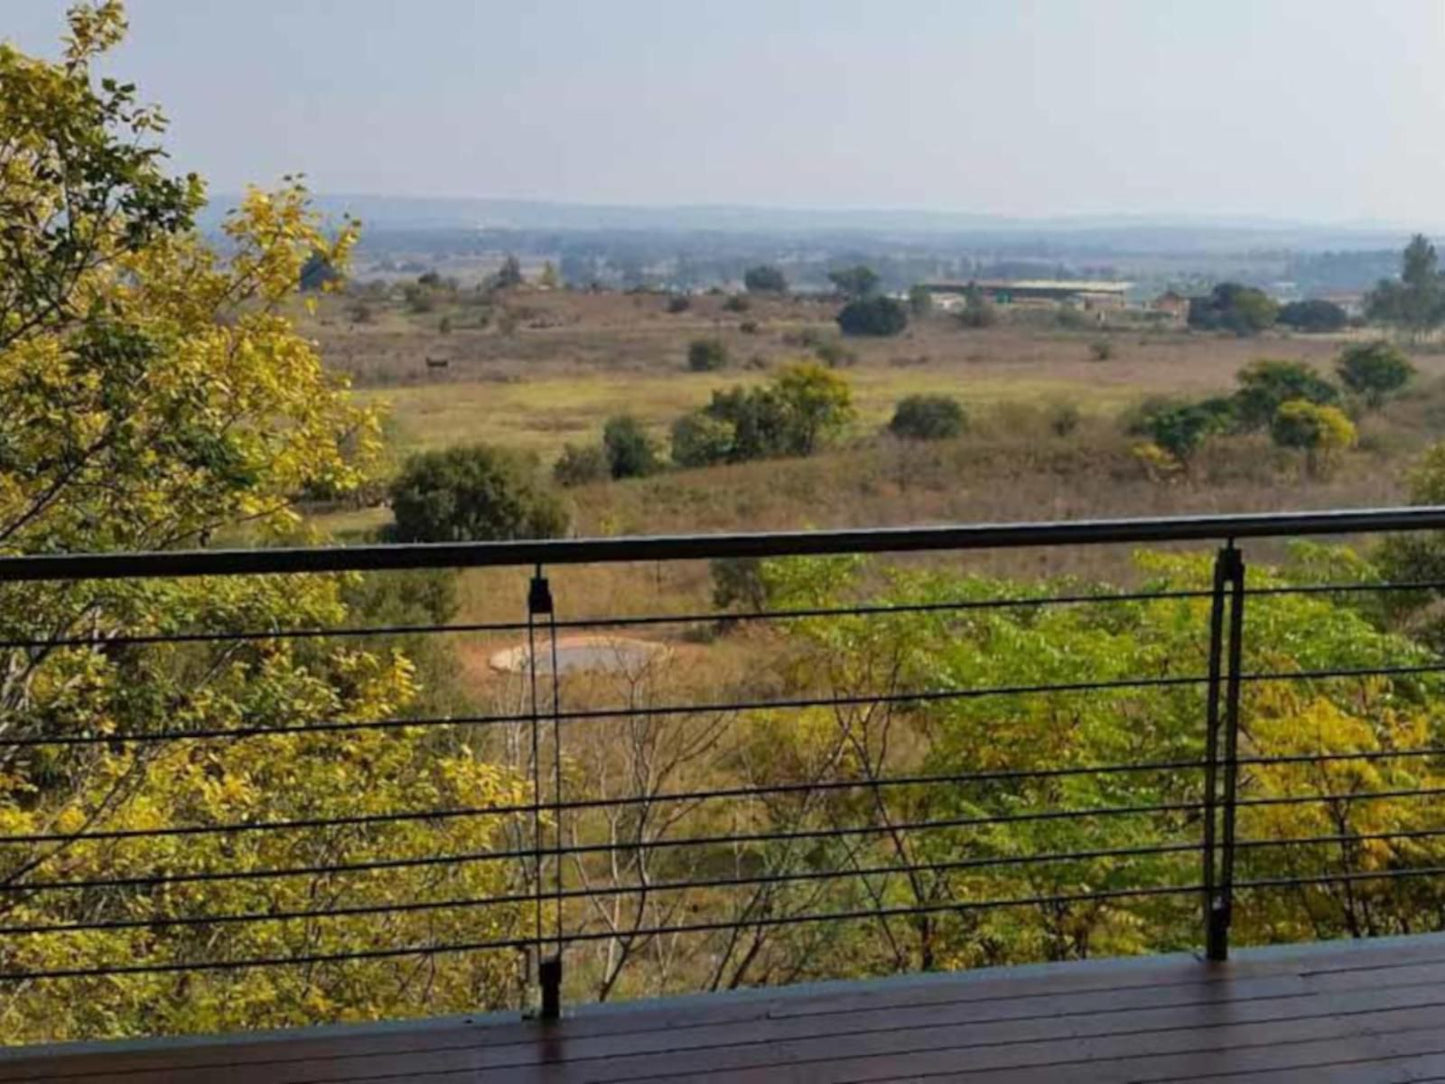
[7,935,1445,1082]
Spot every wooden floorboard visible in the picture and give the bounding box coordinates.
[6,936,1445,1082]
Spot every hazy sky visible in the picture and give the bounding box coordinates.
[8,1,1445,223]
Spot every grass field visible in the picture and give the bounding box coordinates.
[312,289,1437,460]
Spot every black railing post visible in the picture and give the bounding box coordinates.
[1202,543,1244,961]
[527,567,564,1020]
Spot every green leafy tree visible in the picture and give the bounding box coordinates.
[0,5,526,1041]
[771,362,856,455]
[388,444,568,541]
[1366,234,1445,339]
[907,285,934,316]
[1233,360,1339,430]
[743,265,787,294]
[1277,299,1348,333]
[1336,341,1415,407]
[494,252,524,289]
[827,265,880,299]
[1145,399,1233,464]
[837,295,908,337]
[1270,399,1357,475]
[1187,283,1278,335]
[889,395,967,440]
[687,337,729,371]
[602,414,661,479]
[669,411,736,468]
[956,284,998,329]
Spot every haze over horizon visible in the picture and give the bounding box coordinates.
[7,0,1445,228]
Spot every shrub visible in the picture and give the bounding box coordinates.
[670,412,735,468]
[1048,401,1082,437]
[602,415,660,479]
[1336,341,1415,408]
[1188,283,1278,335]
[814,339,857,368]
[956,287,998,329]
[687,337,729,371]
[889,394,967,440]
[1145,399,1234,463]
[1271,400,1357,475]
[739,320,760,334]
[711,557,769,611]
[1234,360,1339,430]
[723,294,751,313]
[388,445,568,542]
[837,295,908,337]
[666,294,691,313]
[907,285,934,316]
[552,443,608,487]
[828,265,880,299]
[743,265,787,294]
[1089,339,1113,361]
[1278,299,1349,333]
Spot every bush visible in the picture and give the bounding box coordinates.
[739,320,760,334]
[388,445,568,542]
[1234,360,1339,430]
[723,294,751,313]
[837,295,908,337]
[956,288,998,329]
[666,294,691,313]
[602,415,660,479]
[743,265,787,294]
[1278,299,1349,333]
[1089,339,1113,361]
[1271,400,1357,475]
[1336,341,1415,408]
[687,337,729,371]
[907,285,934,316]
[1048,401,1082,437]
[711,557,769,611]
[814,339,857,368]
[889,394,967,440]
[670,411,736,468]
[552,443,608,487]
[1188,283,1278,335]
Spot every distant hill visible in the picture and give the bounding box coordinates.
[198,194,1410,255]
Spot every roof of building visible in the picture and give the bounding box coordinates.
[922,279,1132,294]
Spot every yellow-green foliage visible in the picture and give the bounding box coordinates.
[0,4,525,1041]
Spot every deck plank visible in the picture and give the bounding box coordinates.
[6,936,1445,1083]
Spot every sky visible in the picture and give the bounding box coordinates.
[7,0,1445,224]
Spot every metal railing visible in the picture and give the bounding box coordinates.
[3,507,1445,1029]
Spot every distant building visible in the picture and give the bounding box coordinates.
[1150,291,1191,325]
[920,279,1131,313]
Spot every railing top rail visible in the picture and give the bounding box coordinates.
[2,505,1444,582]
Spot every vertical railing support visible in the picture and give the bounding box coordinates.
[527,567,564,1020]
[1202,543,1245,961]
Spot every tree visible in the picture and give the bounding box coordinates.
[771,362,856,455]
[1277,299,1348,333]
[495,253,524,289]
[0,5,525,1041]
[388,444,569,541]
[1145,399,1233,465]
[602,414,661,479]
[743,265,787,294]
[1366,234,1445,339]
[1233,360,1339,430]
[539,260,561,289]
[956,284,998,329]
[828,265,880,299]
[837,295,908,337]
[672,364,854,464]
[907,285,934,316]
[1270,400,1357,475]
[687,337,729,371]
[669,411,736,468]
[889,395,967,440]
[1336,341,1415,408]
[1187,283,1278,335]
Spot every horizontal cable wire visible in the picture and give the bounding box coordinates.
[1237,827,1445,851]
[0,881,1205,982]
[0,758,1205,846]
[1237,785,1445,810]
[0,839,1203,936]
[1237,865,1445,891]
[0,673,1212,748]
[0,796,1208,850]
[0,588,1215,653]
[1237,748,1445,768]
[1245,580,1445,598]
